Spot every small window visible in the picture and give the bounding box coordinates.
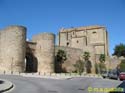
[67,42,69,46]
[93,31,97,34]
[77,40,79,43]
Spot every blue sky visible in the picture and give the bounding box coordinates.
[0,0,125,55]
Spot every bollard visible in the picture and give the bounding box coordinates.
[19,72,20,75]
[4,71,6,75]
[70,73,71,76]
[39,72,40,75]
[50,72,51,76]
[94,74,96,77]
[11,71,13,75]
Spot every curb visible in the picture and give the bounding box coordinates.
[21,74,103,80]
[0,79,14,92]
[0,73,103,80]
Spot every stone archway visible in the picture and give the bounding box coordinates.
[25,53,38,72]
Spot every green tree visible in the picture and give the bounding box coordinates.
[83,52,90,61]
[99,54,106,63]
[99,54,106,74]
[113,43,125,57]
[119,59,125,72]
[83,52,92,73]
[74,59,84,75]
[55,49,67,73]
[95,63,99,74]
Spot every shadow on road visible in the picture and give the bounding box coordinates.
[109,80,125,93]
[0,80,5,93]
[0,80,4,84]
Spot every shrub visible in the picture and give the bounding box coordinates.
[120,59,125,72]
[55,49,67,73]
[82,52,92,73]
[95,63,99,74]
[99,63,106,73]
[74,59,84,75]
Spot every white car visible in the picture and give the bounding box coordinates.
[108,69,119,80]
[101,71,109,78]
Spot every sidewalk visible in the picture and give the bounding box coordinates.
[0,71,103,79]
[20,73,103,79]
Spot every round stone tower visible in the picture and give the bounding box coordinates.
[32,33,55,73]
[0,26,26,72]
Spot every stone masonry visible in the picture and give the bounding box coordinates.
[58,25,109,73]
[0,26,55,73]
[0,26,26,72]
[0,25,109,73]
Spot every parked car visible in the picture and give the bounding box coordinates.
[119,72,125,81]
[101,71,109,78]
[108,69,119,80]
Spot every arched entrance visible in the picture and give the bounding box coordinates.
[25,53,38,72]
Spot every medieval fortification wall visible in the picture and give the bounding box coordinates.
[32,33,55,73]
[0,25,113,74]
[0,26,26,72]
[55,46,83,72]
[0,26,55,73]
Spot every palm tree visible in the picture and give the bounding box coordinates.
[99,54,105,63]
[74,59,84,75]
[55,49,67,73]
[83,52,92,73]
[99,54,106,74]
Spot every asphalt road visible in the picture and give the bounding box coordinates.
[0,75,124,93]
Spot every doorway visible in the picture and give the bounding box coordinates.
[25,53,38,72]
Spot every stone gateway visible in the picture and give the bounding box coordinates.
[0,25,109,73]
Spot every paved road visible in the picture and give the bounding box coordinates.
[0,75,124,93]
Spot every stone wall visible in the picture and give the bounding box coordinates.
[55,46,83,72]
[0,25,110,74]
[26,41,37,72]
[55,46,97,73]
[57,25,110,73]
[26,41,36,54]
[58,25,109,56]
[107,56,125,70]
[0,26,26,72]
[32,33,55,73]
